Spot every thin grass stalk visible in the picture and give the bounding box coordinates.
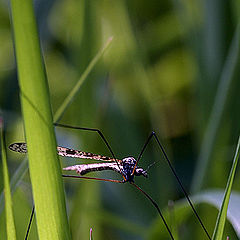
[212,136,240,240]
[1,118,17,240]
[54,36,113,123]
[0,156,28,215]
[191,25,240,193]
[9,0,70,239]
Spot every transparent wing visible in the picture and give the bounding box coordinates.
[8,142,121,163]
[57,146,121,162]
[8,143,27,153]
[63,162,123,175]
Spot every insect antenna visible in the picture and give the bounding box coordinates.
[131,131,211,240]
[145,161,156,171]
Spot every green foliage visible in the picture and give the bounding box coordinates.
[0,0,240,239]
[1,119,17,240]
[148,190,240,239]
[191,25,240,193]
[9,0,70,239]
[212,137,240,239]
[54,37,113,122]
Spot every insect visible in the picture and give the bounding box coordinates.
[9,123,211,240]
[8,143,148,182]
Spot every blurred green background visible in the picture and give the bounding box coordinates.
[1,0,240,239]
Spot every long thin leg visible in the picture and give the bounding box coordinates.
[24,176,124,240]
[25,205,35,240]
[64,174,175,239]
[54,123,126,181]
[62,174,125,183]
[131,182,175,240]
[132,131,211,240]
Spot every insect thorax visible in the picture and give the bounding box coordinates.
[122,157,147,182]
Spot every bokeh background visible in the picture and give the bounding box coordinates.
[1,0,240,239]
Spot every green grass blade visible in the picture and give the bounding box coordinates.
[148,190,240,239]
[54,36,113,123]
[212,136,240,239]
[193,190,240,238]
[0,157,28,215]
[9,0,70,239]
[191,25,240,193]
[1,118,17,240]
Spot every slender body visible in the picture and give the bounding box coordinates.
[63,159,147,180]
[8,143,148,182]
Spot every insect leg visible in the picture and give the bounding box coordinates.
[23,176,124,240]
[132,131,211,240]
[62,174,125,183]
[131,182,175,240]
[25,205,35,240]
[54,123,126,181]
[63,174,175,239]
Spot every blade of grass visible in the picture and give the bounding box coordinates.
[149,190,240,239]
[212,136,240,240]
[9,0,70,239]
[193,191,240,238]
[1,118,17,240]
[54,36,113,123]
[191,24,240,193]
[0,157,28,215]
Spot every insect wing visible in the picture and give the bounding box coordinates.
[8,142,121,163]
[8,143,27,153]
[63,162,123,175]
[57,146,121,162]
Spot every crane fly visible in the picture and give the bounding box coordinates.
[8,142,148,182]
[8,123,212,240]
[8,140,174,239]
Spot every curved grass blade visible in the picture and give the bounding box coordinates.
[1,118,17,240]
[149,189,240,239]
[0,157,28,215]
[193,191,240,238]
[212,136,240,240]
